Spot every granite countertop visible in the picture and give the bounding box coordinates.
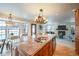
[18,34,56,56]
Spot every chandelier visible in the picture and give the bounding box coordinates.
[6,14,14,26]
[35,9,48,24]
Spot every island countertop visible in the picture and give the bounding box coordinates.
[17,34,56,56]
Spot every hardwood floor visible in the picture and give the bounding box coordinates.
[54,39,77,56]
[0,38,78,56]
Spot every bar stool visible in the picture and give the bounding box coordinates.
[0,39,6,54]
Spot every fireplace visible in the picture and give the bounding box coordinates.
[58,30,66,38]
[56,25,68,39]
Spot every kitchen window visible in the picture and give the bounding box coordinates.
[0,21,6,40]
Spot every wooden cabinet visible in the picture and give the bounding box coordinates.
[34,42,50,56]
[42,42,50,56]
[52,37,56,54]
[75,37,79,55]
[75,8,79,55]
[34,48,43,56]
[49,40,53,56]
[75,9,79,25]
[34,38,56,56]
[49,37,56,56]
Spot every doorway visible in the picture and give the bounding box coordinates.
[31,24,36,36]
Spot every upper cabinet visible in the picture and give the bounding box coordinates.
[75,8,79,55]
[75,9,79,26]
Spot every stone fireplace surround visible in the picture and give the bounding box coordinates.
[56,25,68,39]
[57,30,67,39]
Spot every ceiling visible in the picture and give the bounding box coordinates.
[0,3,79,24]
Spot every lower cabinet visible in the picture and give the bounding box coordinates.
[34,39,56,56]
[42,42,50,56]
[34,48,43,56]
[75,37,79,55]
[52,38,56,54]
[50,40,53,56]
[34,42,50,56]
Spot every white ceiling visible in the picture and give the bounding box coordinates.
[0,3,79,23]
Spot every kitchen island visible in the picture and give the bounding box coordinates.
[15,34,56,56]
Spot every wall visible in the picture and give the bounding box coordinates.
[36,20,75,40]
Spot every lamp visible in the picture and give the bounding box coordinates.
[6,14,14,26]
[35,9,48,24]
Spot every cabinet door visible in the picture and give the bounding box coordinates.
[34,43,50,56]
[34,49,43,56]
[75,9,79,25]
[42,42,50,56]
[50,40,53,56]
[52,38,56,54]
[75,37,79,55]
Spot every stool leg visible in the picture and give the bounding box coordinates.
[11,42,13,56]
[1,40,6,54]
[6,43,8,50]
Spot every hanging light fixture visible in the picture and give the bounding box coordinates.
[35,9,48,24]
[6,13,14,26]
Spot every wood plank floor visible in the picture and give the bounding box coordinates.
[0,39,78,56]
[54,39,78,56]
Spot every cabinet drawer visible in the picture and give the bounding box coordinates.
[75,37,79,55]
